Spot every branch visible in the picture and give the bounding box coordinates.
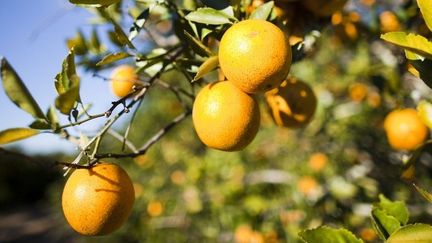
[94,109,191,159]
[57,113,105,130]
[107,129,138,153]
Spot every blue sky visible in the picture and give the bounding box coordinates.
[0,1,121,154]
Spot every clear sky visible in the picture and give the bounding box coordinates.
[0,0,121,154]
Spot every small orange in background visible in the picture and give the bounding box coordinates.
[384,108,429,151]
[297,176,318,196]
[62,163,135,236]
[359,228,377,242]
[234,225,264,243]
[110,65,139,97]
[309,152,328,172]
[265,78,317,128]
[218,19,292,94]
[349,82,368,102]
[379,11,400,33]
[192,81,261,151]
[170,170,186,185]
[147,200,164,217]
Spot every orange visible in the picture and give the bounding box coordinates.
[297,176,318,196]
[349,82,368,102]
[62,163,135,236]
[234,225,264,243]
[110,65,139,97]
[265,78,317,128]
[302,0,347,17]
[147,200,164,217]
[384,108,428,151]
[218,19,292,94]
[309,152,328,172]
[192,81,260,151]
[359,228,377,242]
[379,11,400,33]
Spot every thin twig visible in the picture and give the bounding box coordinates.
[156,79,195,100]
[107,129,138,153]
[57,113,106,130]
[94,109,191,159]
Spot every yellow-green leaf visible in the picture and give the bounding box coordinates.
[417,0,432,32]
[381,32,432,60]
[185,7,233,25]
[417,100,432,128]
[413,184,432,203]
[1,58,46,120]
[55,51,81,115]
[96,52,132,66]
[183,31,213,57]
[0,128,39,145]
[193,56,219,82]
[387,224,432,243]
[69,0,120,7]
[299,226,363,243]
[250,1,274,20]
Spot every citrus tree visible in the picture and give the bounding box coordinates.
[2,0,432,242]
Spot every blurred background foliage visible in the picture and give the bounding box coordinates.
[2,0,432,242]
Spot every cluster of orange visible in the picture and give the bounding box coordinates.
[192,19,293,151]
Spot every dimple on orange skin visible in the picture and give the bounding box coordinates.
[265,78,317,128]
[110,65,138,98]
[218,19,292,94]
[192,81,261,151]
[62,163,135,236]
[384,108,429,151]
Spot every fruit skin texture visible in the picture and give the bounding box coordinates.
[302,0,347,17]
[110,65,138,98]
[192,81,260,151]
[62,163,135,236]
[384,108,428,151]
[265,78,317,128]
[218,19,292,94]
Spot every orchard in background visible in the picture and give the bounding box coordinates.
[2,0,432,242]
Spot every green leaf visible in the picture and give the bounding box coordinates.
[0,128,39,145]
[417,0,432,32]
[47,105,59,129]
[55,51,81,115]
[55,83,80,115]
[250,1,274,20]
[299,226,363,243]
[129,7,151,41]
[409,58,432,89]
[89,28,104,54]
[387,224,432,243]
[372,208,402,239]
[98,8,136,49]
[193,56,219,82]
[183,31,213,56]
[1,58,46,120]
[69,0,120,7]
[413,184,432,203]
[66,30,88,55]
[185,7,233,25]
[29,119,52,130]
[96,52,132,66]
[381,32,432,60]
[375,194,409,225]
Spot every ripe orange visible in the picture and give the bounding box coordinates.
[297,176,318,196]
[302,0,346,17]
[379,11,400,33]
[234,225,264,243]
[62,163,135,236]
[384,108,428,151]
[218,19,292,94]
[265,78,317,128]
[192,81,260,151]
[147,200,164,217]
[110,65,139,97]
[349,82,368,102]
[309,152,328,172]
